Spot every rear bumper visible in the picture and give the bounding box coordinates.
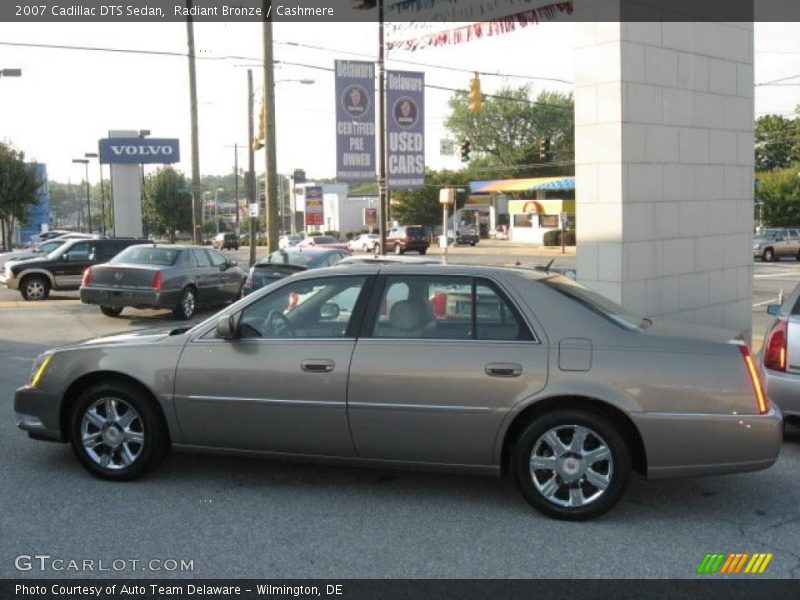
[80,286,181,309]
[762,367,800,418]
[632,405,783,480]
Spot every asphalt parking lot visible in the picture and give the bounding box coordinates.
[1,248,799,579]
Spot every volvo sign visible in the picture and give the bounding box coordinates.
[99,138,180,164]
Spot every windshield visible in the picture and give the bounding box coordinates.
[314,236,337,244]
[755,230,779,239]
[111,246,180,266]
[539,275,647,330]
[35,240,67,254]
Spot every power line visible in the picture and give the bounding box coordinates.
[756,73,800,86]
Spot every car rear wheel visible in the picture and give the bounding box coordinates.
[100,306,123,318]
[20,275,50,301]
[512,410,631,521]
[173,287,197,320]
[69,381,169,480]
[762,248,775,262]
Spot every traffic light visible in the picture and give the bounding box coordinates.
[468,76,482,113]
[253,93,266,151]
[460,140,471,163]
[539,136,551,160]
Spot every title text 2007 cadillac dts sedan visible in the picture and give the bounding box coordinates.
[15,264,782,520]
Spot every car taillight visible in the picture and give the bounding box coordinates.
[763,319,788,372]
[151,271,163,292]
[738,345,769,415]
[81,267,92,286]
[244,276,253,288]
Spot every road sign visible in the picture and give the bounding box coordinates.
[249,203,259,217]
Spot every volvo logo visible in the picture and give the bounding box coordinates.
[109,145,174,157]
[114,273,123,282]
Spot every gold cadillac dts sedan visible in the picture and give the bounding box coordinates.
[15,264,783,520]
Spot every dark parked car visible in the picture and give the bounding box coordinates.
[242,247,348,296]
[386,225,431,255]
[455,229,480,246]
[2,238,146,301]
[212,232,239,250]
[80,244,247,319]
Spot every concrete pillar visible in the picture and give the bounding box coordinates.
[574,17,754,335]
[109,130,143,239]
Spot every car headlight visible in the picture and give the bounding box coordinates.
[28,352,54,388]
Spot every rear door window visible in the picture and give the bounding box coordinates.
[192,249,211,267]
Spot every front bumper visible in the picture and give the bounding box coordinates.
[14,386,64,442]
[632,404,783,480]
[80,286,180,309]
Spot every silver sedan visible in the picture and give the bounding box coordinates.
[759,283,800,422]
[15,264,782,520]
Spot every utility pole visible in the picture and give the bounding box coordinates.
[377,0,388,255]
[263,3,279,253]
[186,0,202,245]
[234,142,240,232]
[248,69,257,267]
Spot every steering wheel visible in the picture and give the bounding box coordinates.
[264,310,294,338]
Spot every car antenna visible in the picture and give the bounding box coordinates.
[543,259,554,273]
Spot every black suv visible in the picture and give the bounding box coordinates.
[213,232,239,250]
[386,225,431,255]
[2,238,147,300]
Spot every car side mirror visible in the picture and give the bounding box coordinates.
[216,313,240,339]
[766,304,781,316]
[320,303,340,320]
[61,254,70,261]
[228,259,237,267]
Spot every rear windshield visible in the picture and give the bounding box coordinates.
[539,275,646,330]
[407,227,427,235]
[259,250,320,267]
[314,236,337,244]
[111,246,180,266]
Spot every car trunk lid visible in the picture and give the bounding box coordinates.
[90,263,162,289]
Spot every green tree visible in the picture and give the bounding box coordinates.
[445,86,574,178]
[391,169,472,229]
[143,167,192,243]
[755,114,800,172]
[0,142,43,250]
[756,165,800,226]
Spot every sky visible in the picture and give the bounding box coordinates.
[0,20,798,185]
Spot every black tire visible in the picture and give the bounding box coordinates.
[419,248,427,255]
[394,243,403,255]
[762,248,775,262]
[173,286,197,320]
[100,306,123,318]
[512,410,631,521]
[470,241,476,247]
[68,380,169,481]
[20,274,50,301]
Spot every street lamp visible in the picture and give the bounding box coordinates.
[72,158,91,233]
[0,68,22,78]
[84,152,105,236]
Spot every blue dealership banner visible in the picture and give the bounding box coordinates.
[99,138,180,164]
[335,60,375,183]
[387,70,425,189]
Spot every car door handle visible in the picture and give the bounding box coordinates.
[485,363,523,377]
[301,359,335,373]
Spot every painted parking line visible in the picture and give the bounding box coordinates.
[0,300,82,309]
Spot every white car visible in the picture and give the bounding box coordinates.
[278,235,301,250]
[348,233,380,252]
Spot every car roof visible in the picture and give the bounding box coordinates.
[268,246,341,255]
[316,261,554,282]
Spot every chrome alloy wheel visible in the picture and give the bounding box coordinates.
[80,397,144,470]
[24,279,46,300]
[529,424,613,508]
[182,290,196,317]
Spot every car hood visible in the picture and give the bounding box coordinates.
[643,319,744,345]
[59,326,190,351]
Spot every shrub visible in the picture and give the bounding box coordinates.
[542,229,576,246]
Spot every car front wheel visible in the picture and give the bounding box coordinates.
[512,410,631,521]
[20,275,50,301]
[69,381,169,480]
[394,243,403,255]
[762,248,775,262]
